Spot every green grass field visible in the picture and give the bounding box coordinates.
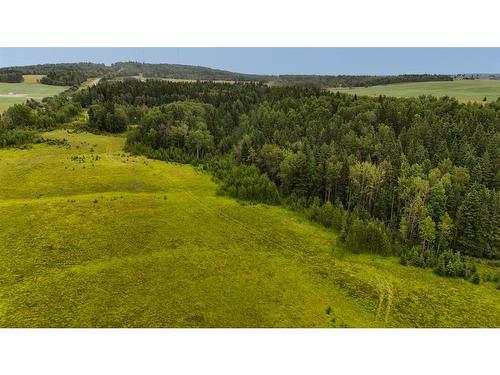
[0,76,69,112]
[333,80,500,102]
[0,130,498,327]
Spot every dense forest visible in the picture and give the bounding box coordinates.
[108,62,270,81]
[40,71,87,86]
[2,79,499,285]
[0,63,108,86]
[71,79,500,282]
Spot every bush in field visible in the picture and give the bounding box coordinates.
[400,246,436,269]
[304,200,345,231]
[345,218,392,255]
[0,123,36,148]
[3,104,36,128]
[89,103,129,133]
[217,164,280,205]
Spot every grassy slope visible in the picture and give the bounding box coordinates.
[0,130,498,327]
[0,76,69,112]
[332,80,500,102]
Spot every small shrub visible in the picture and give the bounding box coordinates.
[345,218,392,255]
[434,250,476,279]
[399,253,408,266]
[216,164,280,205]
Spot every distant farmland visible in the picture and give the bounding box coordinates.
[332,80,500,102]
[0,75,69,112]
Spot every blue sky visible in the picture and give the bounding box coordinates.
[0,48,499,75]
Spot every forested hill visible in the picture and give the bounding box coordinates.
[109,62,270,81]
[0,62,108,76]
[0,61,453,87]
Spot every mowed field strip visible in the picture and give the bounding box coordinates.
[0,75,69,112]
[332,80,500,102]
[0,130,498,327]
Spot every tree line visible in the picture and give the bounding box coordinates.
[0,72,23,83]
[40,71,87,86]
[0,63,108,87]
[273,74,453,88]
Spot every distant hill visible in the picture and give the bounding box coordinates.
[0,63,108,79]
[109,61,272,81]
[0,61,457,87]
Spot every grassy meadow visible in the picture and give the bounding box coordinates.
[0,129,498,327]
[0,75,69,112]
[333,80,500,102]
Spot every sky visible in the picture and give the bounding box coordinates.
[0,48,499,75]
